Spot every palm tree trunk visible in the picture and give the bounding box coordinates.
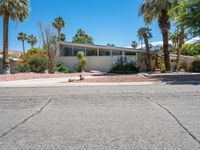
[144,36,152,71]
[162,30,171,71]
[3,12,10,74]
[22,41,25,54]
[58,29,61,42]
[176,27,184,71]
[159,11,171,72]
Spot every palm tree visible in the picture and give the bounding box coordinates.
[139,0,178,71]
[59,33,66,42]
[170,28,186,71]
[131,41,138,49]
[72,29,94,44]
[52,17,65,40]
[18,32,27,53]
[137,27,152,71]
[0,0,30,74]
[27,35,37,48]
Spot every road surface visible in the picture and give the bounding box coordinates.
[0,84,200,150]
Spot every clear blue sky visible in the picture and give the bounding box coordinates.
[0,0,172,51]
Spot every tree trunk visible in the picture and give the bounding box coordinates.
[176,27,184,71]
[159,10,171,72]
[22,41,25,54]
[3,12,10,74]
[143,36,152,71]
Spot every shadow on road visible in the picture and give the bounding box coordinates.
[150,74,200,85]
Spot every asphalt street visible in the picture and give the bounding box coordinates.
[0,84,200,150]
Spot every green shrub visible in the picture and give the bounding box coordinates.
[110,61,139,74]
[192,61,200,72]
[181,44,200,56]
[17,48,48,73]
[156,60,165,71]
[55,63,69,73]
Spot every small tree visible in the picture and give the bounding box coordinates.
[76,51,88,72]
[40,24,59,74]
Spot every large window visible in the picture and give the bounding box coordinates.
[99,49,110,56]
[125,51,136,56]
[86,48,97,56]
[73,47,86,56]
[112,50,122,56]
[60,46,73,56]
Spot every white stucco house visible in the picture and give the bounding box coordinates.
[59,42,145,72]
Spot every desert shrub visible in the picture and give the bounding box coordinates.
[192,61,200,72]
[110,60,139,74]
[181,44,200,56]
[17,48,48,73]
[55,63,69,73]
[180,62,187,70]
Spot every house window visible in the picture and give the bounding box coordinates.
[112,50,122,56]
[99,49,110,56]
[60,46,73,56]
[125,51,136,56]
[86,48,97,56]
[73,47,85,56]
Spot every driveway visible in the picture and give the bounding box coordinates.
[0,85,200,150]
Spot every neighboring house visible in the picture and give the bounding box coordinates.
[59,42,145,72]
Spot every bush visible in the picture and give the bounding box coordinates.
[55,63,69,73]
[110,61,139,74]
[181,44,200,56]
[156,59,165,71]
[17,48,48,73]
[180,62,187,70]
[192,61,200,72]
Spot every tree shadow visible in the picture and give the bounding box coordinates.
[150,74,200,85]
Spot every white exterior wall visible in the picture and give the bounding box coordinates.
[60,56,112,72]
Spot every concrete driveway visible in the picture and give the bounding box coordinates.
[0,85,200,150]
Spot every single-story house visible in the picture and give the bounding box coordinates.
[59,42,146,72]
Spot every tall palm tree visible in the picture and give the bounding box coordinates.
[27,35,37,48]
[139,0,178,71]
[52,17,65,40]
[0,0,30,74]
[17,32,27,54]
[137,27,153,71]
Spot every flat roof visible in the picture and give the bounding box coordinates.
[59,42,143,52]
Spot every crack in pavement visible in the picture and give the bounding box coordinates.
[0,98,52,139]
[144,96,200,145]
